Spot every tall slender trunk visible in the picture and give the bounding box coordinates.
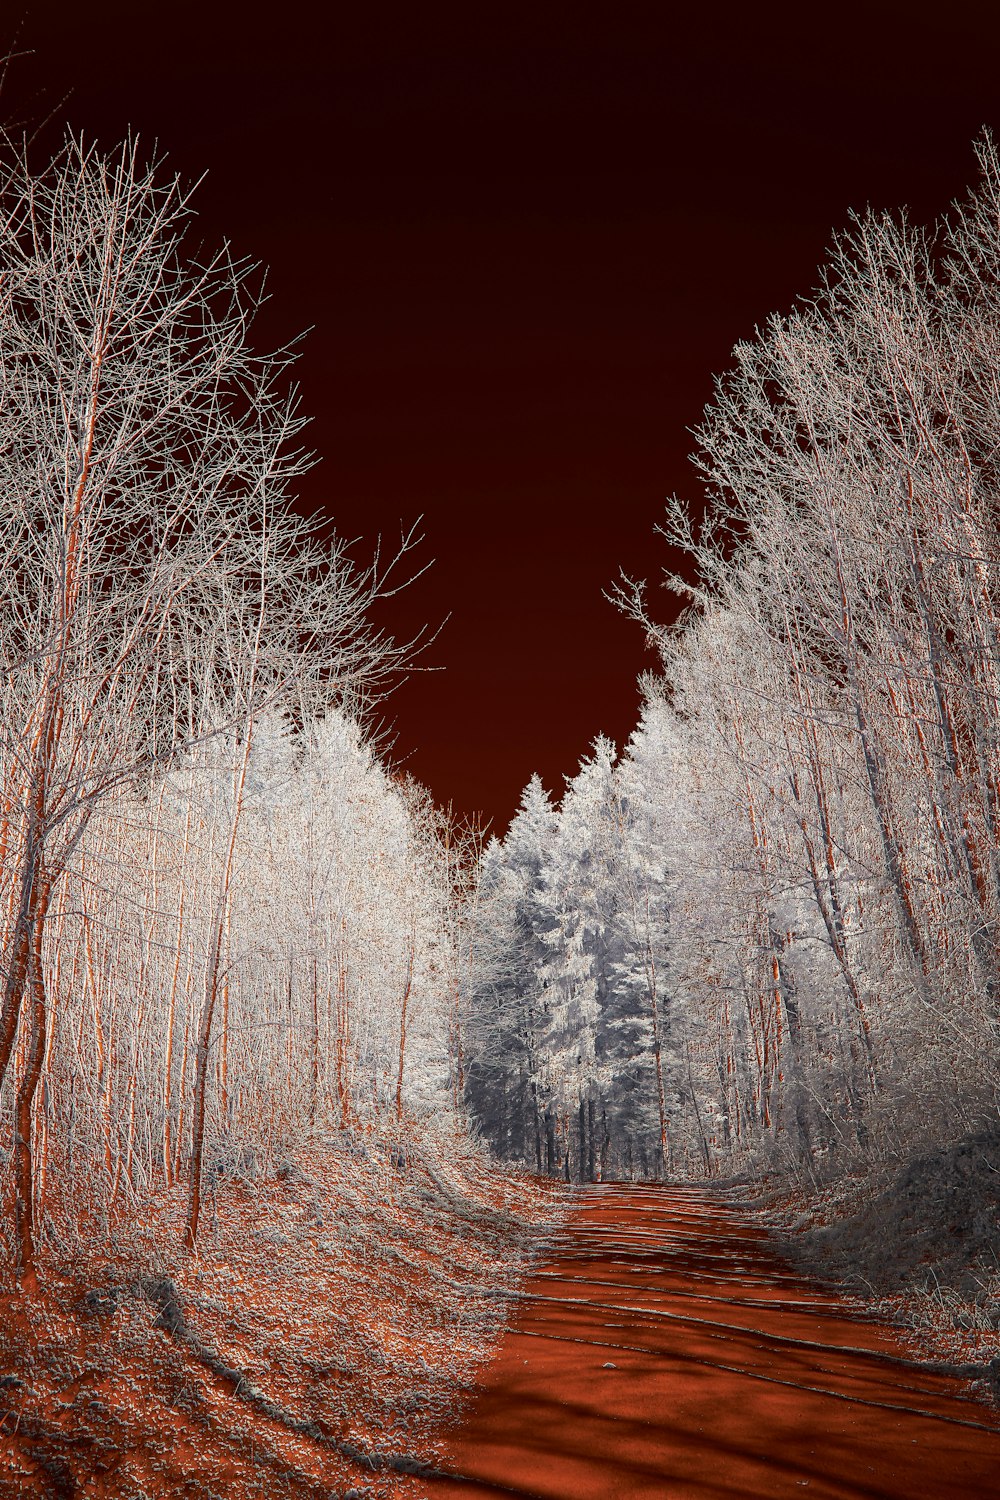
[828,505,931,983]
[685,1041,711,1175]
[395,926,416,1122]
[854,687,930,977]
[13,874,53,1291]
[335,941,352,1127]
[0,783,51,1093]
[578,1094,587,1183]
[310,954,320,1126]
[185,725,256,1253]
[785,747,876,1077]
[185,908,223,1254]
[641,898,671,1175]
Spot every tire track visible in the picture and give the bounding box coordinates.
[420,1183,1000,1499]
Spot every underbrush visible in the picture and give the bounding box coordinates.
[0,1117,563,1498]
[742,1127,1000,1401]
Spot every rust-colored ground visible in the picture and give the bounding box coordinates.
[422,1183,1000,1499]
[0,1135,556,1498]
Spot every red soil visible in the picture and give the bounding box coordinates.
[421,1183,1000,1499]
[0,1137,552,1498]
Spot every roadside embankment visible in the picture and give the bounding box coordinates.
[0,1122,563,1499]
[754,1130,1000,1398]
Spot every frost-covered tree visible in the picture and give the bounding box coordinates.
[607,133,1000,1181]
[32,704,465,1269]
[0,136,438,1284]
[466,739,696,1180]
[479,134,1000,1189]
[465,776,558,1169]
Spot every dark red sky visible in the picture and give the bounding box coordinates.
[8,3,1000,830]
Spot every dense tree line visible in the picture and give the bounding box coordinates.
[466,136,1000,1185]
[0,137,470,1287]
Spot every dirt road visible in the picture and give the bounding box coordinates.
[421,1183,1000,1499]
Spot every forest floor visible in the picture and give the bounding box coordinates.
[417,1182,1000,1499]
[0,1124,560,1499]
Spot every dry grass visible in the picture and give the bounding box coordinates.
[869,1275,1000,1403]
[743,1130,1000,1402]
[0,1120,563,1498]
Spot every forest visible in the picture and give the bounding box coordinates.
[0,136,557,1495]
[2,123,1000,1496]
[0,136,487,1282]
[466,135,1000,1203]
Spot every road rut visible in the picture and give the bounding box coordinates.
[422,1183,1000,1498]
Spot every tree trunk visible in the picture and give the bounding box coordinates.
[686,1042,712,1175]
[395,929,415,1122]
[184,912,224,1254]
[13,875,52,1292]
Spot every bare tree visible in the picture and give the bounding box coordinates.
[0,135,424,1284]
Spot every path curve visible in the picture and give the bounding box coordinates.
[423,1183,1000,1499]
